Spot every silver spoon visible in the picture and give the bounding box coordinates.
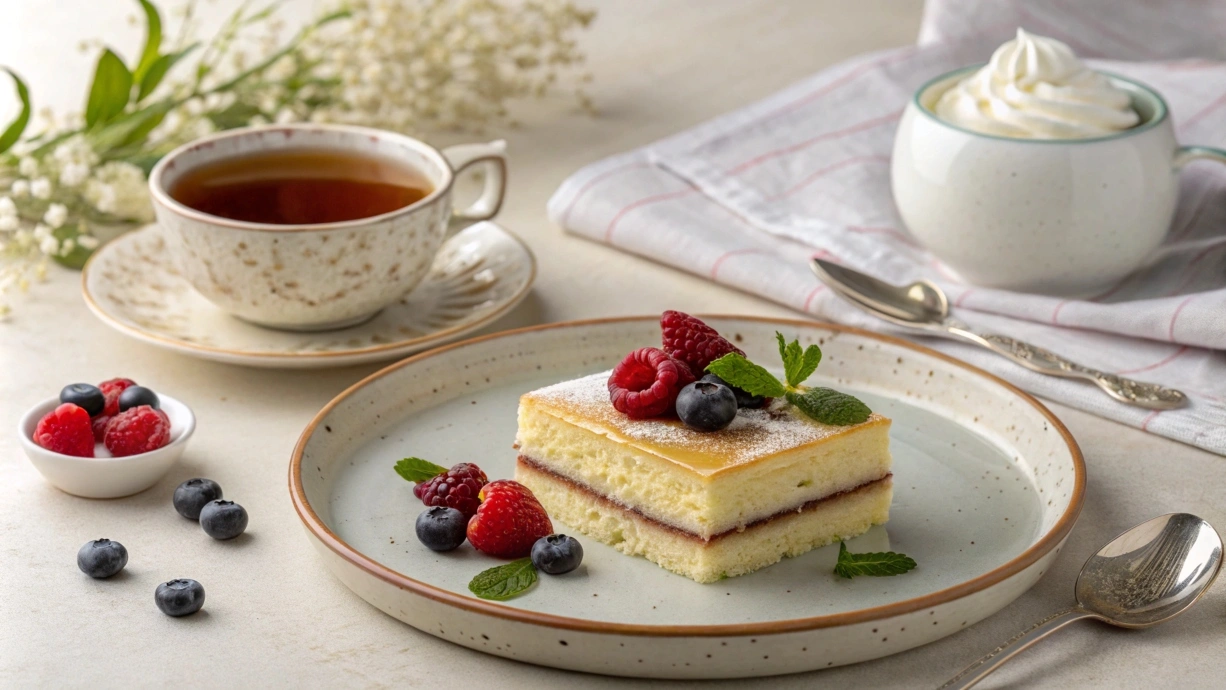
[940,513,1223,689]
[810,259,1188,410]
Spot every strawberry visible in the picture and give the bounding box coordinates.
[466,480,553,559]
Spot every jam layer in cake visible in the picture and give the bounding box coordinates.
[513,371,893,582]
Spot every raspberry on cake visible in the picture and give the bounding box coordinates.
[514,371,892,583]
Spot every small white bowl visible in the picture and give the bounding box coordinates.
[19,394,196,499]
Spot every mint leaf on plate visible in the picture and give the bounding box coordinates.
[393,457,447,483]
[706,353,788,398]
[786,387,872,426]
[469,558,538,600]
[833,541,917,579]
[776,332,822,388]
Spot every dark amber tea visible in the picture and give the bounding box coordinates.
[169,149,433,224]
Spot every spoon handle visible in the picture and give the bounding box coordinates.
[945,325,1188,410]
[938,606,1096,689]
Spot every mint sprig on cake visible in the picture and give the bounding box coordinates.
[706,332,873,426]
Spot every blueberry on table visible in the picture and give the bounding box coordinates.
[676,380,738,431]
[199,500,248,540]
[701,373,765,409]
[531,534,584,575]
[60,384,105,417]
[415,506,468,552]
[173,478,224,520]
[117,385,160,413]
[155,579,205,617]
[77,538,128,579]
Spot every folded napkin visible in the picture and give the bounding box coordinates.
[547,0,1226,455]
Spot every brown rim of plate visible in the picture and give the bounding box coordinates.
[78,224,537,360]
[288,315,1086,637]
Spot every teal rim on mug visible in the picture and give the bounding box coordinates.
[913,64,1169,144]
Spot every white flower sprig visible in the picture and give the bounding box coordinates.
[0,0,594,316]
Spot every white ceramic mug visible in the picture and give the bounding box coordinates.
[892,67,1226,294]
[149,124,507,330]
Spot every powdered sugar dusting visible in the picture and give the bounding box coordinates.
[524,371,885,473]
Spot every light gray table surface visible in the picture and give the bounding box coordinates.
[2,1,1224,687]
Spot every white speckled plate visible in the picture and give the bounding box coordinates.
[290,317,1084,679]
[81,222,535,368]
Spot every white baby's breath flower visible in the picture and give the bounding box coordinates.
[59,162,91,187]
[9,180,29,198]
[43,203,68,229]
[0,215,18,232]
[0,196,16,218]
[18,157,38,177]
[30,177,52,199]
[32,223,51,241]
[13,228,33,248]
[59,238,76,256]
[267,55,295,81]
[38,235,59,256]
[77,235,100,250]
[52,136,97,166]
[85,162,154,222]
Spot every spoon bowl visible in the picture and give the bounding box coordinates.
[942,513,1222,688]
[1076,512,1223,628]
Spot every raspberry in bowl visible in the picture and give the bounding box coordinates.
[18,379,196,498]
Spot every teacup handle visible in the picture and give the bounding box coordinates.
[442,140,508,229]
[1174,145,1226,169]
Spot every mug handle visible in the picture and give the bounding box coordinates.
[442,140,508,230]
[1174,145,1226,169]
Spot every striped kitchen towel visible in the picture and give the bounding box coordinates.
[547,0,1226,454]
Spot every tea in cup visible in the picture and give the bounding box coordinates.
[149,124,507,330]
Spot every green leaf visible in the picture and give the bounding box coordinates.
[84,49,133,128]
[206,101,263,130]
[833,541,917,579]
[127,153,163,176]
[51,225,94,271]
[136,44,198,102]
[0,68,31,154]
[468,558,538,601]
[797,344,822,385]
[89,101,171,152]
[705,353,787,398]
[131,0,163,85]
[786,388,872,426]
[393,457,448,484]
[776,332,823,388]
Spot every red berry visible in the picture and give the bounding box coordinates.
[607,347,694,419]
[661,310,745,377]
[103,405,171,457]
[99,378,137,417]
[466,480,553,558]
[33,403,95,457]
[91,415,112,443]
[412,462,488,518]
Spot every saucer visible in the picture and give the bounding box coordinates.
[82,222,536,368]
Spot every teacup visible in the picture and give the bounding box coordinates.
[149,124,507,330]
[892,66,1226,294]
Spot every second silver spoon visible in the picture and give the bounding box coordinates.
[811,259,1188,410]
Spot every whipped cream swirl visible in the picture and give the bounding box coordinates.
[934,29,1140,139]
